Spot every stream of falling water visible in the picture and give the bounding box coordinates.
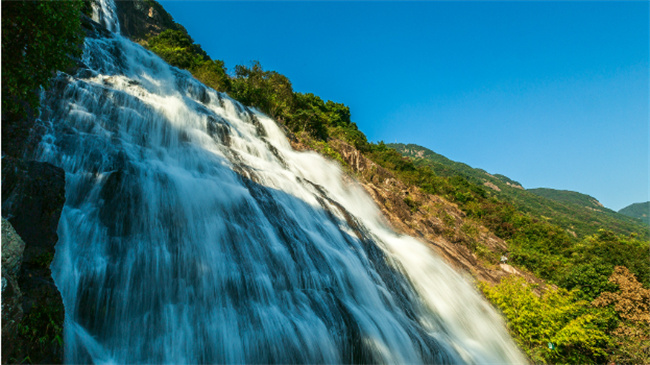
[32,4,525,364]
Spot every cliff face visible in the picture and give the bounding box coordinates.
[0,14,82,365]
[114,0,183,41]
[1,158,66,364]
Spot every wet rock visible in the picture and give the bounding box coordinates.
[114,0,181,41]
[99,167,143,237]
[1,219,25,278]
[1,219,25,360]
[2,157,66,254]
[1,157,66,364]
[1,104,38,159]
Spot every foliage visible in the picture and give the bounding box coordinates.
[2,0,85,118]
[147,30,230,93]
[231,62,297,126]
[528,188,604,210]
[312,141,346,165]
[571,231,650,287]
[148,29,208,70]
[510,227,649,303]
[593,266,650,364]
[481,277,612,364]
[192,59,231,92]
[13,295,64,364]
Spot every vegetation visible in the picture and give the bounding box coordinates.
[2,0,85,118]
[619,201,650,225]
[481,277,611,364]
[482,266,650,364]
[593,266,650,364]
[15,297,64,362]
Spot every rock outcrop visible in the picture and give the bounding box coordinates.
[114,0,183,41]
[1,158,66,364]
[1,219,26,361]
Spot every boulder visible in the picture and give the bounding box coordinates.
[1,219,25,360]
[1,157,66,364]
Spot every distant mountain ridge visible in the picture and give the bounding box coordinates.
[619,202,650,225]
[388,143,648,238]
[528,188,606,211]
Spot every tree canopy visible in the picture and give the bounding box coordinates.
[2,0,84,118]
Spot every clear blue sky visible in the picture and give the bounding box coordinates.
[160,1,649,211]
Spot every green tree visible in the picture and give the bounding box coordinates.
[147,29,207,70]
[230,62,302,131]
[575,230,650,287]
[481,276,611,364]
[192,60,231,92]
[325,100,351,127]
[2,0,84,117]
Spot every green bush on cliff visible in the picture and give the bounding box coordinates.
[2,0,84,118]
[481,277,612,364]
[192,59,231,93]
[231,62,296,123]
[148,29,207,69]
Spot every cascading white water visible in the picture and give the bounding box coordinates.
[91,0,120,34]
[33,5,526,364]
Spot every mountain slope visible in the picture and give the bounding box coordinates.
[388,143,649,239]
[529,188,605,210]
[619,201,650,225]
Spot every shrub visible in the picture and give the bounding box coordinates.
[593,266,650,364]
[481,276,611,364]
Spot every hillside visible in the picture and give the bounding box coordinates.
[528,188,605,210]
[388,143,649,239]
[619,201,650,225]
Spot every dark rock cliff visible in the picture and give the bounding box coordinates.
[114,0,184,41]
[1,157,66,364]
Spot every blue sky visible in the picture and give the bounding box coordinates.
[160,1,649,211]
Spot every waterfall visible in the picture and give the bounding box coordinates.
[33,10,526,365]
[91,0,120,34]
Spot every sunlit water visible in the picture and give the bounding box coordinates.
[32,4,525,364]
